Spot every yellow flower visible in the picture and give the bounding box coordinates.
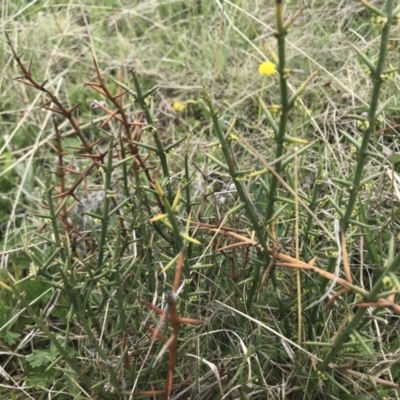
[172,101,186,112]
[258,61,277,76]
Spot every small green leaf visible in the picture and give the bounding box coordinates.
[27,350,54,368]
[0,330,20,346]
[26,367,50,388]
[27,344,59,368]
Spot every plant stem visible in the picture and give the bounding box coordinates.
[265,0,290,223]
[96,138,114,271]
[203,91,292,330]
[341,0,394,231]
[130,69,172,201]
[318,246,400,370]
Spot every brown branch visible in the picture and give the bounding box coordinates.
[188,220,400,314]
[85,60,165,212]
[355,300,400,313]
[6,33,92,153]
[142,250,202,399]
[52,119,67,219]
[261,218,278,288]
[324,287,349,311]
[341,231,352,283]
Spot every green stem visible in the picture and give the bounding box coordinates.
[265,0,290,223]
[130,69,172,201]
[117,132,136,257]
[318,247,400,370]
[46,178,66,263]
[341,0,394,231]
[156,183,191,294]
[204,91,291,334]
[96,138,114,271]
[134,168,155,291]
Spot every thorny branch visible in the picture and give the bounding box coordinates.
[141,251,202,399]
[189,220,400,314]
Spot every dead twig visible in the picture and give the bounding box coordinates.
[141,250,202,399]
[188,220,400,314]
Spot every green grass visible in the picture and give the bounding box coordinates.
[1,1,400,399]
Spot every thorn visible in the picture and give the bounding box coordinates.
[89,138,103,149]
[93,57,103,83]
[85,85,107,96]
[75,153,102,159]
[41,100,52,107]
[84,81,102,88]
[17,50,26,59]
[28,56,33,74]
[52,191,70,199]
[100,109,120,128]
[46,142,58,152]
[11,75,26,81]
[22,81,37,88]
[66,146,89,151]
[42,105,64,115]
[70,192,81,203]
[68,103,81,114]
[113,91,127,100]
